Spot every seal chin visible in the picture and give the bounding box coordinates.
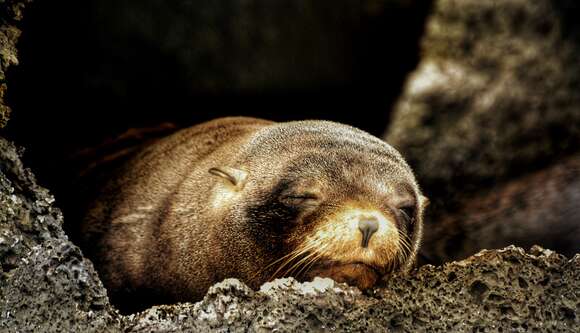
[304,261,382,290]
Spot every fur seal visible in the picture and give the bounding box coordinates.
[80,117,428,311]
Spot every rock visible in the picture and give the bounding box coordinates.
[1,137,578,331]
[385,0,580,204]
[422,153,580,263]
[0,0,32,127]
[0,138,122,332]
[384,0,580,262]
[126,247,580,332]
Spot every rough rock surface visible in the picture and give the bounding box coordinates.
[1,137,579,332]
[0,138,121,332]
[385,0,580,203]
[127,247,580,332]
[0,0,31,127]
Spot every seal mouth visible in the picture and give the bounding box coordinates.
[302,260,384,290]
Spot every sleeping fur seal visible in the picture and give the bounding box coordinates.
[80,117,427,311]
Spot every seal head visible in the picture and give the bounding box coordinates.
[206,120,427,290]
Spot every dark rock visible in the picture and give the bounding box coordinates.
[0,0,32,127]
[0,138,121,332]
[375,246,580,332]
[422,154,580,263]
[384,0,580,262]
[385,0,580,204]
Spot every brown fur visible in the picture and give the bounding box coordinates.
[81,117,426,311]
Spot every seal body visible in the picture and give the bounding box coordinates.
[81,117,427,310]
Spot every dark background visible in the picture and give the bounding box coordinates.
[4,0,432,202]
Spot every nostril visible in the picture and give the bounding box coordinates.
[358,218,379,248]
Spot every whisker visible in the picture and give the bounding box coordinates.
[398,232,413,254]
[269,242,318,280]
[270,251,308,280]
[285,250,319,278]
[399,240,412,258]
[398,234,415,268]
[295,244,328,279]
[251,246,308,281]
[397,236,411,264]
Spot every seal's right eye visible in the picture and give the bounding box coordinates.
[280,193,320,208]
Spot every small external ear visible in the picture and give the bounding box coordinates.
[209,166,248,189]
[420,195,430,209]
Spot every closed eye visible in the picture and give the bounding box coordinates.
[399,206,415,223]
[281,193,320,207]
[286,194,318,200]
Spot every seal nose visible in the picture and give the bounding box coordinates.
[358,217,379,248]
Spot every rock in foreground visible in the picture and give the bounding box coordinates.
[127,247,579,332]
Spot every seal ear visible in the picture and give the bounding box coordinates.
[209,166,248,190]
[420,195,430,209]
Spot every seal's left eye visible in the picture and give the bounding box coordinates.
[398,206,415,222]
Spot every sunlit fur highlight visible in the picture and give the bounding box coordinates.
[211,183,240,209]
